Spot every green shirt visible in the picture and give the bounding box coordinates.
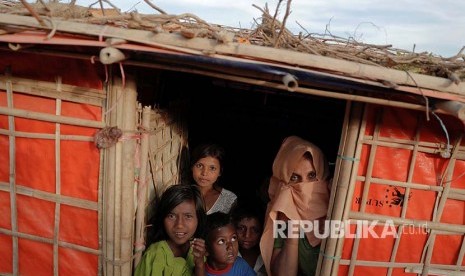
[274,237,320,276]
[135,240,195,276]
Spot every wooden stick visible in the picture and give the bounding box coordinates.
[329,102,366,275]
[348,108,382,276]
[331,105,367,275]
[0,75,106,107]
[120,77,137,275]
[134,105,151,266]
[0,129,93,141]
[0,228,101,255]
[0,182,98,210]
[387,118,422,276]
[6,74,19,275]
[350,211,465,233]
[53,99,62,276]
[0,106,105,128]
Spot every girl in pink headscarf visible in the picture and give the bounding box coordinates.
[259,136,330,276]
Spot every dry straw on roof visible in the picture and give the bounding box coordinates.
[1,0,464,82]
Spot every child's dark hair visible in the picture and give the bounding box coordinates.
[190,143,225,174]
[205,212,234,247]
[231,202,264,230]
[145,184,206,248]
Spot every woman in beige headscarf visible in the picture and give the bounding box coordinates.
[260,136,330,276]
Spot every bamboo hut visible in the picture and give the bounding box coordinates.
[0,1,464,275]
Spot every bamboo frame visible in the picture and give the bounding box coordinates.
[102,76,138,275]
[329,104,465,275]
[333,103,368,276]
[319,102,366,275]
[0,75,106,107]
[1,73,105,275]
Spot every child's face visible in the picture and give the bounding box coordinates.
[164,199,198,246]
[207,223,238,269]
[192,156,221,188]
[236,217,262,250]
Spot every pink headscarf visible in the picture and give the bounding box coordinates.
[260,136,330,275]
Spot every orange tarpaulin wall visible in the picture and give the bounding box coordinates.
[0,52,104,275]
[339,105,465,275]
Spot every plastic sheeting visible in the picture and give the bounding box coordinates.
[0,52,103,275]
[339,105,465,275]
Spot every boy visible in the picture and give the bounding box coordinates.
[204,212,256,276]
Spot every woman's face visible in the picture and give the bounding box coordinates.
[164,199,198,247]
[236,217,262,250]
[192,156,221,188]
[289,156,317,184]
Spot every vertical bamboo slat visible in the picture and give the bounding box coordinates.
[386,118,422,276]
[331,102,368,276]
[120,78,137,275]
[53,98,62,276]
[347,109,383,276]
[320,102,365,275]
[421,136,462,276]
[134,106,151,266]
[6,75,18,276]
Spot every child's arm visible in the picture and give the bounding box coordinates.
[191,238,206,276]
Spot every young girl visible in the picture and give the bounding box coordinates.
[190,143,237,214]
[135,184,207,276]
[260,136,331,276]
[204,212,256,276]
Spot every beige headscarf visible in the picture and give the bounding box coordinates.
[260,136,330,275]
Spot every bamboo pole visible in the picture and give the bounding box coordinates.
[350,211,465,233]
[387,119,422,276]
[0,106,105,128]
[6,74,18,276]
[0,75,106,107]
[319,101,352,275]
[0,14,463,96]
[53,98,62,276]
[347,108,383,276]
[120,77,137,276]
[331,103,368,275]
[134,106,151,266]
[104,76,117,275]
[0,182,99,210]
[0,129,93,141]
[421,136,462,276]
[322,102,365,275]
[0,228,101,255]
[112,78,125,276]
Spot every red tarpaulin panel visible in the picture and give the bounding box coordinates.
[0,52,104,275]
[340,105,465,275]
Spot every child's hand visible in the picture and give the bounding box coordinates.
[190,238,206,265]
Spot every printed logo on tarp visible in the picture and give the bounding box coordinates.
[353,186,413,208]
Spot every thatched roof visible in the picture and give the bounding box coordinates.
[1,0,465,109]
[1,1,464,80]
